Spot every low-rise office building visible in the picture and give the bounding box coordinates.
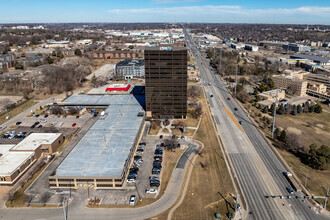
[115,59,144,79]
[272,75,307,96]
[259,89,286,101]
[0,133,63,185]
[283,44,311,52]
[304,74,330,92]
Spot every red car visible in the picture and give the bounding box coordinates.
[72,123,76,127]
[227,97,231,100]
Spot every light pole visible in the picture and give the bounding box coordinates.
[321,185,329,210]
[234,65,238,97]
[271,89,278,139]
[301,166,309,188]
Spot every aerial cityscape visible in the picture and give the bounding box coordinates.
[0,1,329,220]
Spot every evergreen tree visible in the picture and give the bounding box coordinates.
[278,104,285,115]
[297,105,302,114]
[292,104,297,116]
[309,105,315,113]
[279,130,287,142]
[315,104,322,113]
[262,106,268,113]
[275,128,280,137]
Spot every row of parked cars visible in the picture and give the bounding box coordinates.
[150,144,164,186]
[1,131,27,140]
[126,144,145,184]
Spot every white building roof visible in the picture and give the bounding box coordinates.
[11,133,62,151]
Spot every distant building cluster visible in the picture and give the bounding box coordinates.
[0,54,16,69]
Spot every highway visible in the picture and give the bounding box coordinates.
[183,27,328,220]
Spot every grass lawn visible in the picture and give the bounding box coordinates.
[275,105,330,148]
[0,98,36,125]
[149,120,161,135]
[242,102,330,211]
[154,86,235,220]
[277,148,330,211]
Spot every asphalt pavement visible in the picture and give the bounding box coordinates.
[183,27,328,220]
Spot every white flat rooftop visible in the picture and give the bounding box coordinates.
[11,133,62,151]
[55,94,144,178]
[0,144,34,176]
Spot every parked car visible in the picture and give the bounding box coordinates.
[129,195,136,205]
[50,114,55,118]
[51,122,57,126]
[37,125,42,129]
[63,115,67,118]
[16,121,22,125]
[44,115,48,118]
[72,123,76,127]
[159,135,163,139]
[210,94,213,97]
[152,169,161,175]
[59,122,64,127]
[0,125,7,130]
[234,107,238,111]
[155,150,163,155]
[150,182,160,187]
[126,179,136,184]
[227,97,231,100]
[76,115,80,119]
[146,189,158,194]
[136,148,144,153]
[40,119,47,123]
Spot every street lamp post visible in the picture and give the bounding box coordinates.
[321,185,329,210]
[301,166,309,188]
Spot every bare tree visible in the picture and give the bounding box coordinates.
[40,192,52,206]
[164,138,179,151]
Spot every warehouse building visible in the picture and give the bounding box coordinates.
[49,94,145,189]
[115,59,145,79]
[0,133,63,185]
[283,44,311,52]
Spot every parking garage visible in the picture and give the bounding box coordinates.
[49,94,145,189]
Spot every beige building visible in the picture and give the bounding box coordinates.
[259,89,286,101]
[0,133,63,185]
[304,74,330,92]
[307,82,327,94]
[272,75,307,96]
[283,70,309,80]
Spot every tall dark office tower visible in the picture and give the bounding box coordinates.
[145,47,187,119]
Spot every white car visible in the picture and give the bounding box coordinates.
[51,122,56,126]
[50,114,55,118]
[129,195,136,205]
[40,119,47,123]
[0,125,7,130]
[58,122,64,127]
[126,179,136,184]
[146,189,158,194]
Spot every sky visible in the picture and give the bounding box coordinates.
[1,0,330,24]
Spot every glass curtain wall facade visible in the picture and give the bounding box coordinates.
[145,47,187,119]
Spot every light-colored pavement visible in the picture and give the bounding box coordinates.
[184,27,328,220]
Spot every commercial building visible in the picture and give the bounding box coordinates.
[187,65,199,81]
[90,51,139,63]
[290,54,330,66]
[145,47,187,119]
[43,41,70,48]
[105,84,131,92]
[115,59,144,79]
[283,44,311,52]
[259,89,286,101]
[272,75,307,96]
[304,74,330,92]
[49,94,145,189]
[0,133,63,185]
[0,54,16,69]
[245,45,259,52]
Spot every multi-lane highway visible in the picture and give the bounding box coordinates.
[183,27,328,220]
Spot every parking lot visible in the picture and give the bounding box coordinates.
[0,113,92,144]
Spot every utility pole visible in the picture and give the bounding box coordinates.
[219,48,222,76]
[234,65,238,97]
[301,166,308,188]
[271,89,278,139]
[324,187,329,210]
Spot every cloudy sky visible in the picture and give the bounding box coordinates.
[1,0,330,24]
